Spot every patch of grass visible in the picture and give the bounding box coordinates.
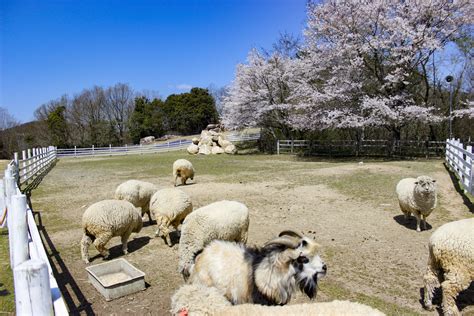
[0,228,15,314]
[320,280,420,316]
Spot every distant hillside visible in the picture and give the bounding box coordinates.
[0,120,50,159]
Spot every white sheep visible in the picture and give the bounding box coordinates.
[178,200,249,279]
[396,176,437,232]
[150,188,193,246]
[173,159,195,186]
[114,179,157,223]
[80,200,143,264]
[423,217,474,316]
[171,284,386,316]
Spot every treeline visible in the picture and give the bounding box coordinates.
[0,83,219,158]
[35,83,218,148]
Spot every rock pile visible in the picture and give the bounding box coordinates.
[187,128,237,155]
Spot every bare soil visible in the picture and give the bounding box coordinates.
[29,154,474,315]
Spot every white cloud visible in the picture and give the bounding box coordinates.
[175,84,192,90]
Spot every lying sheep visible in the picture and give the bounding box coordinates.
[80,200,143,264]
[114,179,157,224]
[173,159,195,186]
[178,200,249,279]
[188,231,327,305]
[150,188,193,246]
[423,217,474,316]
[396,176,437,232]
[171,284,385,316]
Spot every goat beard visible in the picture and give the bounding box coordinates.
[296,272,318,299]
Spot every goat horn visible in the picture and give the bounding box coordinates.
[265,237,300,249]
[278,230,303,239]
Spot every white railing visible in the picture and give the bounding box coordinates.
[14,146,57,188]
[0,149,66,315]
[227,132,260,142]
[445,138,474,195]
[57,140,192,158]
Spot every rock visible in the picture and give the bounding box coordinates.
[187,144,199,154]
[219,139,232,149]
[200,130,211,138]
[198,144,211,155]
[192,137,199,145]
[224,144,237,154]
[140,136,155,144]
[211,146,225,154]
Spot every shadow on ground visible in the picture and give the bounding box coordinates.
[393,215,432,231]
[444,163,474,213]
[419,282,474,315]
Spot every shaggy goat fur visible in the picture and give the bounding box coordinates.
[81,200,143,263]
[396,175,437,232]
[188,232,326,305]
[423,218,474,316]
[171,284,385,316]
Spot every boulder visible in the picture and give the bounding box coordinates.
[211,146,225,154]
[224,144,237,154]
[198,144,211,155]
[187,144,199,154]
[192,137,199,145]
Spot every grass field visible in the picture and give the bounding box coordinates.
[3,152,474,315]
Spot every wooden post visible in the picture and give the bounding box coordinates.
[92,145,95,157]
[32,148,36,173]
[13,152,19,182]
[277,140,280,155]
[167,141,170,152]
[467,145,473,195]
[14,260,53,315]
[109,144,112,155]
[0,179,5,228]
[21,150,27,183]
[27,149,32,177]
[11,194,29,267]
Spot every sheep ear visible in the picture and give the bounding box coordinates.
[432,179,436,183]
[278,230,303,239]
[414,181,419,184]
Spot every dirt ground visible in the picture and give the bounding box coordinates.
[29,153,474,315]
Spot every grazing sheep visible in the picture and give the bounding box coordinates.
[150,188,193,246]
[173,159,195,186]
[80,200,143,264]
[188,231,327,305]
[178,200,249,279]
[114,179,157,224]
[396,176,437,232]
[171,284,385,316]
[423,218,474,316]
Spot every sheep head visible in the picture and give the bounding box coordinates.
[414,176,436,196]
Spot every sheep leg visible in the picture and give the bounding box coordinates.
[414,213,422,232]
[441,272,469,316]
[81,233,93,264]
[174,175,179,187]
[121,230,132,255]
[423,261,440,311]
[93,233,113,259]
[181,177,186,185]
[422,214,427,230]
[145,210,153,224]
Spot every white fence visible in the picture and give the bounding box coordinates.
[445,138,474,195]
[57,140,192,158]
[0,147,67,315]
[227,132,261,142]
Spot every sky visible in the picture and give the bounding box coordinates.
[0,0,307,122]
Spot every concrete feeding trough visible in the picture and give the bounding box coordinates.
[85,258,145,301]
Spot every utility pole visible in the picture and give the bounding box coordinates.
[445,75,454,139]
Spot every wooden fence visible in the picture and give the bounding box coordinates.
[0,147,67,315]
[276,139,446,158]
[57,140,192,158]
[445,138,474,195]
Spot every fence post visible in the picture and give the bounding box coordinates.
[74,146,77,158]
[10,194,29,268]
[467,145,473,195]
[13,152,20,183]
[167,141,170,152]
[109,144,112,155]
[291,140,294,154]
[21,150,27,183]
[92,145,95,157]
[14,259,53,316]
[277,140,280,155]
[125,144,128,155]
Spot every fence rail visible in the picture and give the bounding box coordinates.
[277,139,446,157]
[445,138,474,195]
[0,147,66,315]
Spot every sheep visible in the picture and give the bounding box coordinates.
[396,175,437,232]
[188,230,327,305]
[173,159,195,186]
[178,200,249,279]
[150,188,193,246]
[171,284,386,316]
[80,200,143,264]
[423,217,474,316]
[114,179,157,224]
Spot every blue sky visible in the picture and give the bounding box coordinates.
[0,0,307,122]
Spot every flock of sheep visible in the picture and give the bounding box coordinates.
[79,158,474,316]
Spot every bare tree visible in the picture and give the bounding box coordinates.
[104,83,135,144]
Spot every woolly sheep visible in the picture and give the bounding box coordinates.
[80,200,143,264]
[423,218,474,316]
[171,284,386,316]
[396,176,437,232]
[114,180,157,223]
[150,188,193,246]
[178,200,249,279]
[173,159,195,186]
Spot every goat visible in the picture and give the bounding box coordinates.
[188,230,327,305]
